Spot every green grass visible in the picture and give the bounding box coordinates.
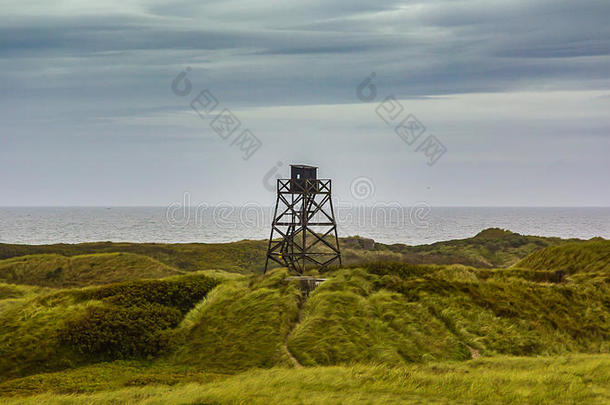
[1,260,609,383]
[0,228,581,274]
[341,228,574,268]
[0,273,219,381]
[288,264,610,366]
[0,283,51,301]
[170,269,301,372]
[370,263,610,354]
[0,231,608,404]
[288,269,469,366]
[0,240,269,273]
[517,238,610,274]
[0,361,224,397]
[0,253,183,287]
[3,354,609,404]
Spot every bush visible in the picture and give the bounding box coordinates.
[58,304,182,359]
[77,274,219,314]
[56,275,220,360]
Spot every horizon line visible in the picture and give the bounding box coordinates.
[1,205,609,209]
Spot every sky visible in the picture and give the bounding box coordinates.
[0,0,609,207]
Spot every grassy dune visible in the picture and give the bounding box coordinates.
[0,253,182,287]
[288,264,610,365]
[0,283,51,301]
[7,260,609,384]
[341,228,569,268]
[288,268,469,366]
[517,238,610,274]
[0,273,219,380]
[0,231,607,403]
[0,228,574,274]
[2,355,609,404]
[0,361,221,398]
[170,271,300,372]
[0,240,268,273]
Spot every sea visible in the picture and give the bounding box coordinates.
[0,207,608,246]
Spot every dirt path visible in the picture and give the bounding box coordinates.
[467,345,481,359]
[283,305,304,368]
[284,341,303,368]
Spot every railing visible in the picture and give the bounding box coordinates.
[277,179,331,194]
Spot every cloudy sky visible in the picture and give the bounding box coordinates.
[1,0,608,207]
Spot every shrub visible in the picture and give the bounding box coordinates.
[56,275,220,360]
[58,304,182,359]
[77,274,219,314]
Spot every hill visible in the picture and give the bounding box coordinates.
[0,228,574,274]
[287,264,610,365]
[3,260,607,382]
[0,273,220,380]
[0,240,267,273]
[516,238,610,274]
[2,355,609,404]
[0,253,183,288]
[170,270,300,372]
[0,231,607,403]
[345,228,573,268]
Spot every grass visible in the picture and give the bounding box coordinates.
[0,282,51,301]
[289,265,610,366]
[0,252,183,287]
[0,228,579,275]
[1,258,609,383]
[517,238,610,274]
[371,263,610,353]
[0,273,219,381]
[0,231,608,403]
[2,354,609,404]
[0,361,224,397]
[288,269,469,366]
[341,228,573,268]
[0,240,269,273]
[170,269,301,372]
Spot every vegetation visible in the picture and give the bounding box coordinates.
[0,273,219,380]
[288,264,610,365]
[170,270,300,372]
[0,240,268,273]
[288,269,469,366]
[517,238,610,274]
[341,228,573,268]
[58,304,182,359]
[2,355,609,404]
[0,282,50,301]
[0,361,222,398]
[0,230,607,403]
[0,228,577,275]
[0,253,182,287]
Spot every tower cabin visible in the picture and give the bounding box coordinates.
[290,164,317,192]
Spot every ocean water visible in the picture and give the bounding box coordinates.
[0,207,608,246]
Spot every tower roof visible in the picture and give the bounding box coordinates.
[290,164,318,169]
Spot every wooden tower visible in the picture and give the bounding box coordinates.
[264,165,342,275]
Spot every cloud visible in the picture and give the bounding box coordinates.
[0,0,609,206]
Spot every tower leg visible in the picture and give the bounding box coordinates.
[329,194,342,266]
[264,182,281,273]
[265,178,341,275]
